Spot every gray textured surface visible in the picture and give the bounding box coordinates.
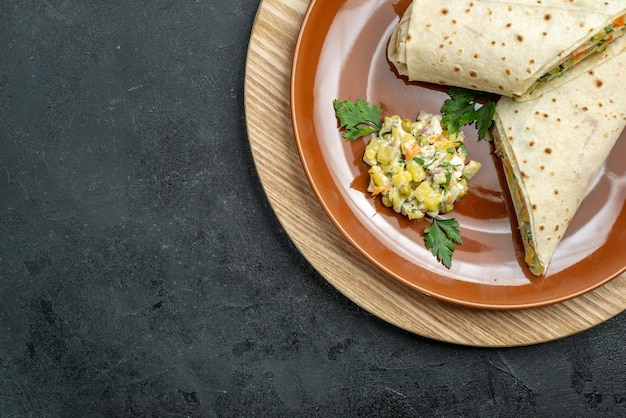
[1,1,626,416]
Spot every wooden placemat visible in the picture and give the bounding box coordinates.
[243,0,626,347]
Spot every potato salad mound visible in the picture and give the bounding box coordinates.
[363,112,481,220]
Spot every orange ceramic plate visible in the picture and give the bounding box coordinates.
[291,0,626,309]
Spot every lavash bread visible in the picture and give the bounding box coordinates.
[388,0,626,100]
[492,36,626,276]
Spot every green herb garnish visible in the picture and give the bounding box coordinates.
[440,87,496,140]
[424,217,462,269]
[333,98,382,140]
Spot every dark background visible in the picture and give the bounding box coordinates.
[1,1,625,416]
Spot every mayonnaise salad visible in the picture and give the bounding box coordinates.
[363,112,481,220]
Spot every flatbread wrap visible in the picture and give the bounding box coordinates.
[492,36,626,276]
[388,0,626,100]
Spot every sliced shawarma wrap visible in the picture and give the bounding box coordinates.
[492,35,626,276]
[388,0,626,100]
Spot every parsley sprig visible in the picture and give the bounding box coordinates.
[440,87,496,140]
[424,218,462,269]
[333,98,382,140]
